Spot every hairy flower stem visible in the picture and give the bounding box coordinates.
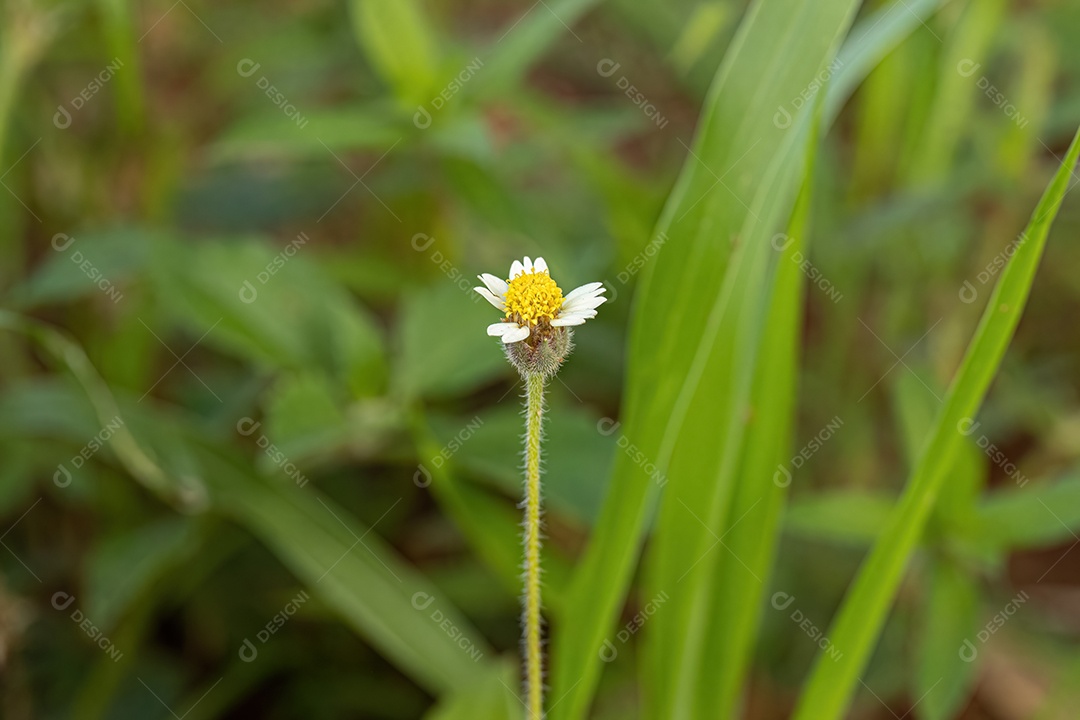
[523,371,545,718]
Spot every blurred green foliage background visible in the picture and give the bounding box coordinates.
[1,0,1080,718]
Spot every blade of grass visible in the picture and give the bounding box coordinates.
[0,1,59,293]
[915,556,981,720]
[0,310,207,509]
[823,0,951,127]
[893,375,985,719]
[472,0,600,100]
[548,3,951,717]
[348,0,439,104]
[792,124,1080,720]
[690,99,823,719]
[906,0,1005,183]
[94,0,145,135]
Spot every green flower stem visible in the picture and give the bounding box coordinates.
[523,370,545,718]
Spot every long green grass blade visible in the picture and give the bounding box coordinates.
[915,556,981,720]
[823,0,949,127]
[0,310,207,509]
[348,0,439,104]
[691,100,823,719]
[906,0,1005,182]
[473,0,600,99]
[793,124,1080,720]
[94,0,146,134]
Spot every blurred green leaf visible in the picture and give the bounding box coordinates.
[0,377,100,440]
[424,660,518,720]
[968,474,1080,549]
[430,402,612,527]
[154,237,386,396]
[94,0,145,134]
[397,282,510,399]
[473,0,600,99]
[907,0,1006,182]
[348,0,439,104]
[198,443,496,695]
[0,311,207,509]
[86,517,196,629]
[914,556,981,720]
[262,372,348,467]
[785,492,895,546]
[8,229,150,309]
[668,2,732,76]
[0,440,40,513]
[211,105,404,161]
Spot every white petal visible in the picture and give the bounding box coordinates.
[562,294,607,313]
[559,308,597,321]
[478,273,508,296]
[534,257,548,273]
[501,324,531,343]
[510,260,525,278]
[564,282,605,303]
[474,287,506,310]
[523,256,534,273]
[559,305,599,318]
[551,315,587,327]
[487,322,520,337]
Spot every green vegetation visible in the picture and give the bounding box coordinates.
[2,0,1080,718]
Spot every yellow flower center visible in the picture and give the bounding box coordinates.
[504,270,563,326]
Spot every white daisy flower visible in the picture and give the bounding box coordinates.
[474,256,606,344]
